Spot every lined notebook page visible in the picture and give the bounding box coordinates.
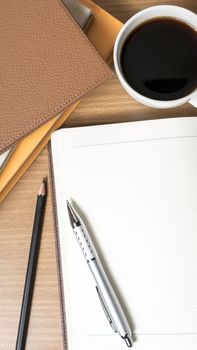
[51,117,197,350]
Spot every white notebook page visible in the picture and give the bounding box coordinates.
[51,117,197,350]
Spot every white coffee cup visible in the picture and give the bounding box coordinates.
[114,5,197,109]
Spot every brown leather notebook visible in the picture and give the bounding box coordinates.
[0,0,111,154]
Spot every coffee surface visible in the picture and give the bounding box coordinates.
[121,18,197,101]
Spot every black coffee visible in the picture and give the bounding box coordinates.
[121,18,197,101]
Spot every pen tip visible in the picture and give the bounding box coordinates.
[38,177,47,196]
[66,200,74,215]
[66,200,80,226]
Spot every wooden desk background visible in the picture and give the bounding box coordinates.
[0,1,196,349]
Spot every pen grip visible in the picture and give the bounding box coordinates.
[73,225,96,261]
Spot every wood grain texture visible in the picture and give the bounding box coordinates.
[0,1,196,349]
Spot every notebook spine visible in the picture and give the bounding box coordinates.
[48,142,67,350]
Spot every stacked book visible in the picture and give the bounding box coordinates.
[0,0,122,203]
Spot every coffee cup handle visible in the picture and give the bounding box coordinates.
[189,91,197,108]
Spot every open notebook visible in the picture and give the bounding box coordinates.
[51,117,197,350]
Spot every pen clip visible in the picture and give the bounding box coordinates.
[96,286,117,333]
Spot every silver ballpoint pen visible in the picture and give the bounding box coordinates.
[66,201,133,347]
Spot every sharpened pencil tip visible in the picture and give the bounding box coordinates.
[43,176,47,184]
[38,177,47,196]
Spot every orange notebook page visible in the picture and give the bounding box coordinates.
[0,0,122,203]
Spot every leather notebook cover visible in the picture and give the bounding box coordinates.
[47,4,122,349]
[0,0,111,154]
[0,0,91,203]
[0,0,122,204]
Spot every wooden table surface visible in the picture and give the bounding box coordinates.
[0,1,196,349]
